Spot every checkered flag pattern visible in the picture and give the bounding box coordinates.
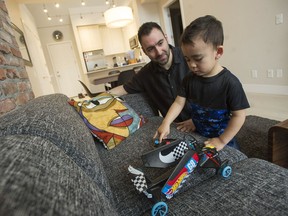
[131,173,148,193]
[128,165,148,193]
[173,141,188,160]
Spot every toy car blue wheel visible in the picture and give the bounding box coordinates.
[221,165,232,178]
[151,201,168,216]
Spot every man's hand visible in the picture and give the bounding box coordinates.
[204,137,226,151]
[175,119,196,132]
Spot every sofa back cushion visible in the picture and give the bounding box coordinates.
[0,94,113,202]
[121,93,159,118]
[0,135,118,216]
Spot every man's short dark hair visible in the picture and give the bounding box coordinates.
[181,15,224,48]
[137,22,165,45]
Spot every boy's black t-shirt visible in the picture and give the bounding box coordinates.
[178,68,250,137]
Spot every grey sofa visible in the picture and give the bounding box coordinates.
[0,93,287,216]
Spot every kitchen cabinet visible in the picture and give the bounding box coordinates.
[99,26,125,55]
[78,25,102,51]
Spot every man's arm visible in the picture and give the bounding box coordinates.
[108,85,128,96]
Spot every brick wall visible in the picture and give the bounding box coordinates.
[0,0,34,116]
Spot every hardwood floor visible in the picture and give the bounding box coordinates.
[245,92,288,121]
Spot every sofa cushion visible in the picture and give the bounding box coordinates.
[168,158,288,215]
[0,94,113,202]
[0,135,118,216]
[236,115,280,160]
[69,92,145,149]
[121,93,159,118]
[96,116,248,215]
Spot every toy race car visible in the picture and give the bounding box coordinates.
[128,137,232,216]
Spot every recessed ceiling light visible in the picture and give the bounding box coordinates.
[43,4,48,13]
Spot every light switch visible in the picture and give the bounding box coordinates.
[251,69,258,78]
[267,69,274,78]
[276,69,283,78]
[276,13,283,25]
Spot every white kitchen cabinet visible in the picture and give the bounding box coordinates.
[99,26,125,55]
[78,25,102,51]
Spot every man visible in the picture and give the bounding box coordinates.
[109,22,192,131]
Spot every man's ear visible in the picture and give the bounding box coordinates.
[215,46,224,59]
[164,33,168,40]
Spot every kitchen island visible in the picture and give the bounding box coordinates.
[87,62,146,85]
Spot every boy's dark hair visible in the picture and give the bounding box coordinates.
[137,22,165,45]
[181,15,224,48]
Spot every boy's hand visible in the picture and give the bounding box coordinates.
[153,123,170,143]
[175,119,196,132]
[204,137,226,151]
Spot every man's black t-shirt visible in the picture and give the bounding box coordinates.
[123,46,190,122]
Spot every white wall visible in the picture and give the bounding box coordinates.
[181,0,288,95]
[37,25,83,93]
[8,0,287,96]
[136,0,162,25]
[6,1,55,97]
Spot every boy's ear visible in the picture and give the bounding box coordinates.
[215,46,224,59]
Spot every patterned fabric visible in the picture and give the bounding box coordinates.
[190,103,230,137]
[69,92,145,149]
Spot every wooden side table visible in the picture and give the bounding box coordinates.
[268,119,288,168]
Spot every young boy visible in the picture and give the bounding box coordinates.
[154,15,250,151]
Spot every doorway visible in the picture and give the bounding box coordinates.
[169,0,183,47]
[47,41,82,97]
[162,0,183,47]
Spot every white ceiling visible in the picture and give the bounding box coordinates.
[18,0,132,28]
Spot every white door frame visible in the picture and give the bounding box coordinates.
[47,41,82,97]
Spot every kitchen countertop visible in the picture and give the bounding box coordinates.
[87,62,146,74]
[86,62,146,85]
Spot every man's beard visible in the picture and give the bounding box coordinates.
[156,51,170,66]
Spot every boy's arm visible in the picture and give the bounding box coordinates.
[154,96,186,142]
[204,109,246,150]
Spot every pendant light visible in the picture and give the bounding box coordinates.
[104,6,133,28]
